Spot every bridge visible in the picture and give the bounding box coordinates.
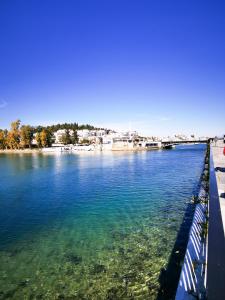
[161,139,208,145]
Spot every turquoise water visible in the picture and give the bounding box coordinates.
[0,145,206,299]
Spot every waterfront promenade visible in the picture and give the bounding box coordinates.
[211,140,225,234]
[207,140,225,300]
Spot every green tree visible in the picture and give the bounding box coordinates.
[20,125,34,149]
[59,129,72,145]
[71,129,78,144]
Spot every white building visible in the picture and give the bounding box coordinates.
[54,129,73,144]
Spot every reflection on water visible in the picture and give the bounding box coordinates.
[0,145,206,299]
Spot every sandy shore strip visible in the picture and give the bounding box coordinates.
[0,149,42,154]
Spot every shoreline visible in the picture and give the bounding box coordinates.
[0,148,162,154]
[0,144,201,154]
[0,149,41,154]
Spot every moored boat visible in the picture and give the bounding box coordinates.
[163,144,175,150]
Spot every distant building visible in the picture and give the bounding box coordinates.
[54,129,73,144]
[77,129,90,138]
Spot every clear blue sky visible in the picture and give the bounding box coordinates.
[0,0,224,136]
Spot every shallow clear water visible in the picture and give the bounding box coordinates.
[0,145,206,299]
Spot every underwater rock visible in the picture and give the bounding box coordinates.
[170,217,177,223]
[65,268,75,276]
[129,258,144,271]
[139,233,149,241]
[112,271,120,279]
[111,230,129,240]
[146,280,158,291]
[126,248,133,253]
[36,293,44,299]
[160,237,168,246]
[118,247,125,256]
[72,291,88,300]
[47,249,58,257]
[122,271,137,284]
[65,253,82,265]
[56,281,67,291]
[103,244,116,251]
[18,278,30,287]
[0,291,4,300]
[57,294,66,300]
[106,285,127,299]
[8,248,21,257]
[139,250,151,259]
[1,287,19,300]
[90,263,106,275]
[155,247,165,258]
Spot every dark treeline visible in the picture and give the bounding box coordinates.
[35,122,101,133]
[0,120,103,150]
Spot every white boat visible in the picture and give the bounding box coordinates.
[72,145,94,152]
[42,146,72,152]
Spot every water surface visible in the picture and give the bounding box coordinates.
[0,145,206,299]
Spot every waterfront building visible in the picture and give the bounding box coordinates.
[77,129,91,139]
[54,129,73,144]
[145,141,162,149]
[112,137,136,150]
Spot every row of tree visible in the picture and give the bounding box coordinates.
[0,120,99,150]
[34,122,100,133]
[0,120,52,150]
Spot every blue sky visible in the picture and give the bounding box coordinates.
[0,0,224,136]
